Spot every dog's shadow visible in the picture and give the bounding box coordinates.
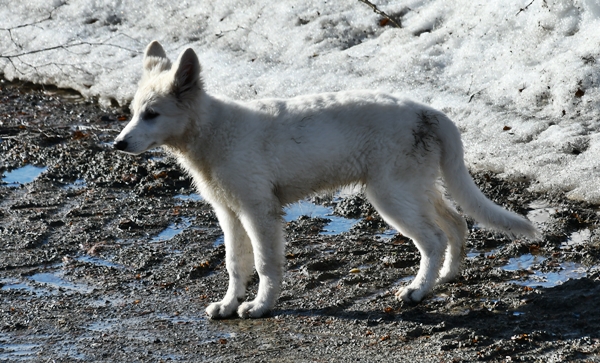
[273,278,600,342]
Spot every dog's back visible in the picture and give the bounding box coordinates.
[206,91,441,205]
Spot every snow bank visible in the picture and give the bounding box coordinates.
[1,0,598,202]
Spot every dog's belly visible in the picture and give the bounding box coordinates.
[272,168,363,205]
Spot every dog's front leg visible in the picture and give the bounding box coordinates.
[206,205,254,319]
[236,207,285,318]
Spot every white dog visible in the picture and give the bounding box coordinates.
[114,41,537,319]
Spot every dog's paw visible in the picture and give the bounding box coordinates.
[237,300,270,319]
[395,286,425,306]
[206,301,238,319]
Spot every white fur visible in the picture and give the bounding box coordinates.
[114,41,538,319]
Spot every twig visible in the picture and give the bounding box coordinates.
[516,0,536,15]
[466,75,474,96]
[0,7,140,82]
[358,0,402,28]
[216,25,275,47]
[468,88,486,103]
[0,42,138,59]
[0,6,60,49]
[0,5,59,31]
[3,57,26,75]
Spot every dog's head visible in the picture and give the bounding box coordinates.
[114,41,202,155]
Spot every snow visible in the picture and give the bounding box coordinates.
[1,0,599,202]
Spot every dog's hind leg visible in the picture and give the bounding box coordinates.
[206,205,255,319]
[236,201,285,318]
[366,182,447,305]
[434,195,468,284]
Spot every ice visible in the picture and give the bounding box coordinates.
[1,0,599,202]
[150,217,194,243]
[284,200,360,235]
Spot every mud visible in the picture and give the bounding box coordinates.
[0,79,599,362]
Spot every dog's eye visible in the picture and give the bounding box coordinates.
[142,110,160,120]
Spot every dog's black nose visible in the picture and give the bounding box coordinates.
[113,140,128,151]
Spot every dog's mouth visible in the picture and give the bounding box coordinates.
[113,139,159,155]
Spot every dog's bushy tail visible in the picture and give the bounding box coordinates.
[435,113,538,239]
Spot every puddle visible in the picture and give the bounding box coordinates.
[284,200,332,221]
[375,229,398,240]
[502,254,547,271]
[1,281,32,291]
[1,165,47,186]
[502,254,587,288]
[88,295,130,308]
[284,200,359,235]
[86,314,235,346]
[1,277,52,296]
[163,196,361,239]
[4,269,97,296]
[213,235,224,247]
[76,255,126,269]
[0,342,40,361]
[28,271,94,294]
[156,313,207,324]
[0,278,34,293]
[174,193,203,202]
[150,217,193,243]
[508,262,588,288]
[322,216,360,235]
[62,178,87,190]
[86,320,116,332]
[526,200,559,224]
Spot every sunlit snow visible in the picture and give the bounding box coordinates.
[1,0,599,202]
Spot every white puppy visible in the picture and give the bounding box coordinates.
[114,41,537,319]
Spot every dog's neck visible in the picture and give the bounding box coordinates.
[162,90,220,172]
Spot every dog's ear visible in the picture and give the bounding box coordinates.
[171,48,202,98]
[143,41,171,73]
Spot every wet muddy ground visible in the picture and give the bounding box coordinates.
[0,79,599,362]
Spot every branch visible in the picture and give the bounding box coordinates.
[215,25,274,46]
[358,0,402,28]
[0,6,59,50]
[0,42,139,59]
[0,6,140,80]
[0,41,137,88]
[468,88,487,103]
[516,0,536,15]
[0,9,55,31]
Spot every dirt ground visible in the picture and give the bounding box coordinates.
[0,79,599,362]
